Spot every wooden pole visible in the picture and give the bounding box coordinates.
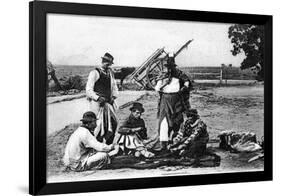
[219,69,223,84]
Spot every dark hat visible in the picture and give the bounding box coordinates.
[80,111,98,122]
[129,102,145,113]
[101,52,114,64]
[163,53,176,68]
[186,109,198,117]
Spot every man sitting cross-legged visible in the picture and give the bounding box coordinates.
[63,111,119,172]
[169,109,209,158]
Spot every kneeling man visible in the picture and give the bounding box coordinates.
[63,111,119,171]
[170,109,209,158]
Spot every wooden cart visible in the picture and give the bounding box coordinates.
[127,40,193,89]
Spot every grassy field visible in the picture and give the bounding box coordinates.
[53,65,256,81]
[47,65,257,94]
[181,66,256,80]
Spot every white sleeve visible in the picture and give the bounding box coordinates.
[110,70,119,97]
[86,70,100,101]
[82,129,112,152]
[154,80,163,92]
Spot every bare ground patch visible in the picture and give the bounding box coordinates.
[47,85,264,182]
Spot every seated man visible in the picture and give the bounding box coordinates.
[169,109,209,158]
[117,102,155,158]
[63,111,119,172]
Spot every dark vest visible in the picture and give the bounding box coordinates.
[94,68,111,100]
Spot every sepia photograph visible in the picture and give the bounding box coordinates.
[46,13,265,183]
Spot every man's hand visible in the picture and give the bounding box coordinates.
[180,86,189,93]
[109,96,117,105]
[112,144,119,150]
[108,144,115,150]
[177,144,186,151]
[179,149,186,156]
[170,147,178,153]
[108,144,118,150]
[97,96,106,106]
[108,144,120,157]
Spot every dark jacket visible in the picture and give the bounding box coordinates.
[118,114,147,140]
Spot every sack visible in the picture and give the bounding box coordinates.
[218,130,262,152]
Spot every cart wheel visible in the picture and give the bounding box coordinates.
[146,59,164,90]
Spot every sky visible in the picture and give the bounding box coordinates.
[47,14,245,67]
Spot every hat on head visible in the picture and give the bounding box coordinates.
[101,52,114,64]
[129,102,145,113]
[163,53,176,68]
[186,109,199,118]
[80,111,98,122]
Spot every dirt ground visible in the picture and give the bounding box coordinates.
[47,84,264,183]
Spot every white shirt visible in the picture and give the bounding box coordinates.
[155,77,190,93]
[63,126,112,166]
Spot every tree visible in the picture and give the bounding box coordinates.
[228,24,264,80]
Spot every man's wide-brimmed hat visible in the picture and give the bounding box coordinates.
[186,109,198,117]
[130,102,145,113]
[101,52,114,64]
[80,111,98,122]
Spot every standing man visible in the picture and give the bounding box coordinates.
[63,111,119,172]
[86,52,119,145]
[154,53,192,152]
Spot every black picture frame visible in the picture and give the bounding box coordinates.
[29,0,273,195]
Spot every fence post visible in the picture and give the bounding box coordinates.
[219,69,223,84]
